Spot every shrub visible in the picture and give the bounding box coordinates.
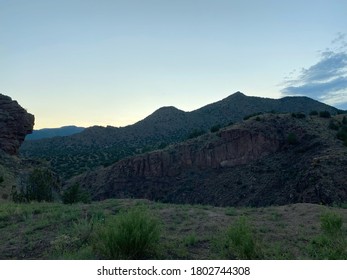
[187,129,205,139]
[307,211,346,259]
[308,235,346,259]
[320,211,343,237]
[183,233,198,246]
[25,169,58,202]
[337,127,347,144]
[309,110,318,116]
[225,207,237,216]
[11,185,26,203]
[328,120,340,130]
[11,169,59,203]
[62,184,91,204]
[319,111,331,118]
[218,216,263,259]
[292,112,306,119]
[243,112,262,121]
[297,112,306,119]
[210,124,221,133]
[287,132,298,145]
[343,116,347,125]
[93,207,160,259]
[157,142,167,150]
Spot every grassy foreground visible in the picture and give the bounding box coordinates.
[0,199,346,259]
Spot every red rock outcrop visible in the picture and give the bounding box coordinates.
[70,116,295,202]
[68,114,347,207]
[109,128,281,178]
[0,94,34,155]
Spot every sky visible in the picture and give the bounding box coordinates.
[1,0,347,129]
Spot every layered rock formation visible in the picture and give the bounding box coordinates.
[0,94,34,155]
[107,127,282,179]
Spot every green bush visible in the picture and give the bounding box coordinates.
[320,211,343,236]
[337,126,347,147]
[309,110,318,116]
[308,235,346,259]
[243,112,262,121]
[287,132,298,145]
[218,216,263,259]
[210,124,221,133]
[337,127,347,139]
[328,120,340,130]
[319,111,331,118]
[183,233,198,247]
[93,207,160,259]
[11,185,26,203]
[308,211,346,259]
[292,112,306,119]
[27,169,59,202]
[62,184,91,204]
[11,169,59,203]
[187,129,205,139]
[157,142,168,150]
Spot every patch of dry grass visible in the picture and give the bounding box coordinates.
[0,200,346,259]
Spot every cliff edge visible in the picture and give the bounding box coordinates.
[0,94,34,155]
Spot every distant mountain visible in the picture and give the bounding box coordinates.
[25,125,85,140]
[25,126,85,140]
[20,92,339,178]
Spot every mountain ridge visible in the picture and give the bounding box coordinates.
[25,125,85,141]
[20,92,340,178]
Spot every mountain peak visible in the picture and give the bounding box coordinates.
[155,106,180,113]
[232,91,246,97]
[148,106,185,118]
[221,91,247,102]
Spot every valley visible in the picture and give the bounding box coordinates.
[0,92,346,260]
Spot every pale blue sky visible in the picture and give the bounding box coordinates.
[1,0,346,128]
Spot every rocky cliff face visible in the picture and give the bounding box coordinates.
[108,127,282,179]
[0,94,34,155]
[68,113,347,207]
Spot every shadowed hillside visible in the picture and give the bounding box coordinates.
[20,92,339,178]
[68,113,347,207]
